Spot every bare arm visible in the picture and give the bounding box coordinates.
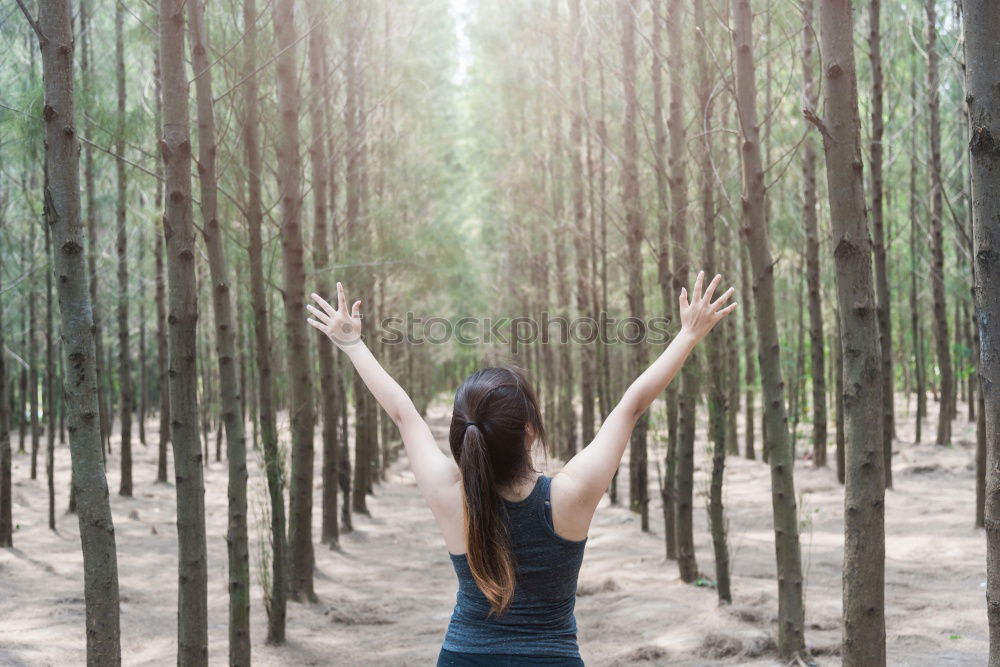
[306,283,460,503]
[557,271,737,515]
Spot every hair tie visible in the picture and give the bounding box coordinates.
[465,421,480,430]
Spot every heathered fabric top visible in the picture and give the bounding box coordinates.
[442,474,588,658]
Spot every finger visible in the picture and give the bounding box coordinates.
[306,318,326,332]
[351,300,362,320]
[306,304,331,323]
[715,302,738,318]
[692,270,705,302]
[703,274,722,304]
[337,281,347,312]
[710,286,735,310]
[678,287,688,311]
[311,292,336,318]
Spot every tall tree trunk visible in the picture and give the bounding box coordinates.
[153,50,169,484]
[668,0,696,578]
[188,0,250,659]
[816,1,887,663]
[926,0,953,446]
[909,62,925,445]
[30,221,39,480]
[741,244,756,460]
[802,0,827,468]
[307,0,340,550]
[730,0,806,657]
[78,0,110,457]
[696,0,729,604]
[0,188,11,546]
[273,0,317,602]
[45,193,56,529]
[962,1,1000,661]
[115,1,133,498]
[651,0,676,559]
[868,0,893,488]
[243,0,287,641]
[620,0,649,533]
[36,0,122,659]
[159,0,208,660]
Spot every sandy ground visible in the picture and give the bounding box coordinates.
[0,393,987,666]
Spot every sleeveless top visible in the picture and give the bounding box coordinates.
[442,474,588,658]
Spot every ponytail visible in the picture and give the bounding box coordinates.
[449,367,545,618]
[458,423,516,618]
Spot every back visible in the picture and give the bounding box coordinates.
[442,474,588,658]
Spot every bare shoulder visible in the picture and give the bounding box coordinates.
[549,471,597,542]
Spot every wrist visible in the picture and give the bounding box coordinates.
[675,328,700,347]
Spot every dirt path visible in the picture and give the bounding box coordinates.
[0,396,987,665]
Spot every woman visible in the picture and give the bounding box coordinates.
[306,271,736,666]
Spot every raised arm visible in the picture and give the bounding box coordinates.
[557,271,737,515]
[306,283,459,501]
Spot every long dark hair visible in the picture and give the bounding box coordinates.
[449,366,545,617]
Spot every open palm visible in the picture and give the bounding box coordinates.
[306,282,363,348]
[678,270,737,340]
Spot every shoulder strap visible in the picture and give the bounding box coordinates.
[543,475,554,529]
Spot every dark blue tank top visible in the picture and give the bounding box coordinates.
[442,474,588,658]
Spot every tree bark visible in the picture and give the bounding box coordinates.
[243,0,288,641]
[926,0,953,446]
[153,47,170,484]
[868,0,893,488]
[273,0,317,602]
[0,186,10,546]
[36,0,122,660]
[159,0,208,660]
[115,0,133,498]
[802,0,827,468]
[187,0,250,659]
[695,0,729,604]
[817,1,887,663]
[668,0,697,579]
[730,0,806,657]
[961,2,1000,662]
[619,0,649,533]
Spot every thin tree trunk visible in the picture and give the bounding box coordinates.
[961,1,1000,661]
[243,0,287,641]
[802,0,826,467]
[816,1,887,662]
[668,0,696,578]
[0,198,9,545]
[159,0,208,659]
[115,1,133,498]
[154,48,169,484]
[36,0,122,659]
[696,0,729,604]
[731,0,805,657]
[909,60,925,444]
[274,0,317,602]
[926,0,953,447]
[620,0,649,533]
[868,0,893,488]
[187,0,250,659]
[45,194,56,529]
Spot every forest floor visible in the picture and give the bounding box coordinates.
[0,393,986,666]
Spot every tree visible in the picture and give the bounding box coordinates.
[925,0,953,447]
[115,0,133,498]
[801,0,827,468]
[187,0,250,659]
[619,0,649,532]
[961,1,1000,662]
[243,0,288,640]
[730,0,806,657]
[815,0,887,663]
[0,204,10,547]
[159,0,208,659]
[31,0,122,661]
[274,0,318,603]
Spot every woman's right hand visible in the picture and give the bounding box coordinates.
[678,270,737,341]
[307,281,363,349]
